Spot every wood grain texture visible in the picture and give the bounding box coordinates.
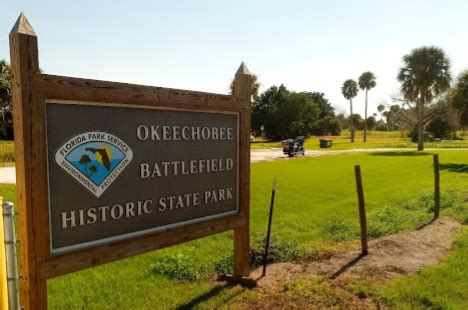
[32,74,249,111]
[41,214,246,279]
[233,63,252,277]
[10,15,48,309]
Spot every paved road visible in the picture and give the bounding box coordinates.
[1,148,467,184]
[0,166,15,184]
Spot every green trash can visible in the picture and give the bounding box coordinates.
[319,139,332,148]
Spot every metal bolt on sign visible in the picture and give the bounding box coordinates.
[3,202,20,310]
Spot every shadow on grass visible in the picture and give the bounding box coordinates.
[439,163,468,173]
[176,276,256,309]
[370,151,432,157]
[329,253,366,279]
[416,218,437,230]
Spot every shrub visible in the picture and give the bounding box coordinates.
[214,233,302,274]
[426,115,457,139]
[214,254,234,274]
[320,216,359,242]
[250,233,301,267]
[409,126,429,142]
[367,207,404,238]
[150,253,206,281]
[314,116,342,136]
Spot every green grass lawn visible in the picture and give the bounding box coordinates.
[0,150,467,308]
[0,140,14,163]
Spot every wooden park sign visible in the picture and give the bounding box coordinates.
[10,13,251,309]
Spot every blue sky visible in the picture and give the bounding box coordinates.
[2,1,468,116]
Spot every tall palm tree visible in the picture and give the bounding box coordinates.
[230,74,260,101]
[398,46,451,151]
[342,79,359,142]
[358,71,377,142]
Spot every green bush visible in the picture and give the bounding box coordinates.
[150,253,206,282]
[214,254,234,274]
[214,233,302,274]
[250,233,301,267]
[411,189,460,213]
[320,215,359,241]
[367,207,405,238]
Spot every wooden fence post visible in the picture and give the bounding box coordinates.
[433,154,440,219]
[354,165,368,255]
[10,13,48,309]
[233,62,252,277]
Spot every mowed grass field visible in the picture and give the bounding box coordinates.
[251,130,468,150]
[0,149,467,308]
[0,140,14,166]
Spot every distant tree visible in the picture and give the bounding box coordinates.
[252,85,320,140]
[375,119,388,131]
[230,73,260,101]
[342,79,359,142]
[383,104,402,130]
[377,104,385,120]
[315,116,342,136]
[307,92,335,118]
[450,70,468,133]
[426,112,458,139]
[398,46,452,150]
[366,116,377,131]
[336,113,349,129]
[0,59,12,140]
[350,114,364,130]
[358,71,377,142]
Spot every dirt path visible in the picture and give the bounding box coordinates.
[235,217,464,308]
[251,147,468,163]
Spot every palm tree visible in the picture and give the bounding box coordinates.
[342,79,359,142]
[230,74,260,101]
[398,46,451,151]
[79,154,92,177]
[89,165,98,178]
[358,72,377,142]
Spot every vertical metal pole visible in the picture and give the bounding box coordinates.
[3,202,20,310]
[262,178,277,276]
[354,165,368,256]
[433,154,440,219]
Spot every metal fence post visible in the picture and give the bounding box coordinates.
[3,202,20,310]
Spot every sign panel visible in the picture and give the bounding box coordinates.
[46,101,239,254]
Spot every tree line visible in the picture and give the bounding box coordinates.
[2,46,468,149]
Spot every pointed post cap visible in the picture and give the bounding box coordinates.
[235,62,251,76]
[10,12,36,36]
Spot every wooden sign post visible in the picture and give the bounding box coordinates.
[10,13,251,309]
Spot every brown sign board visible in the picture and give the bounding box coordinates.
[10,13,251,309]
[47,102,239,253]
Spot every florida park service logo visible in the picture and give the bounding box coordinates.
[55,131,133,198]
